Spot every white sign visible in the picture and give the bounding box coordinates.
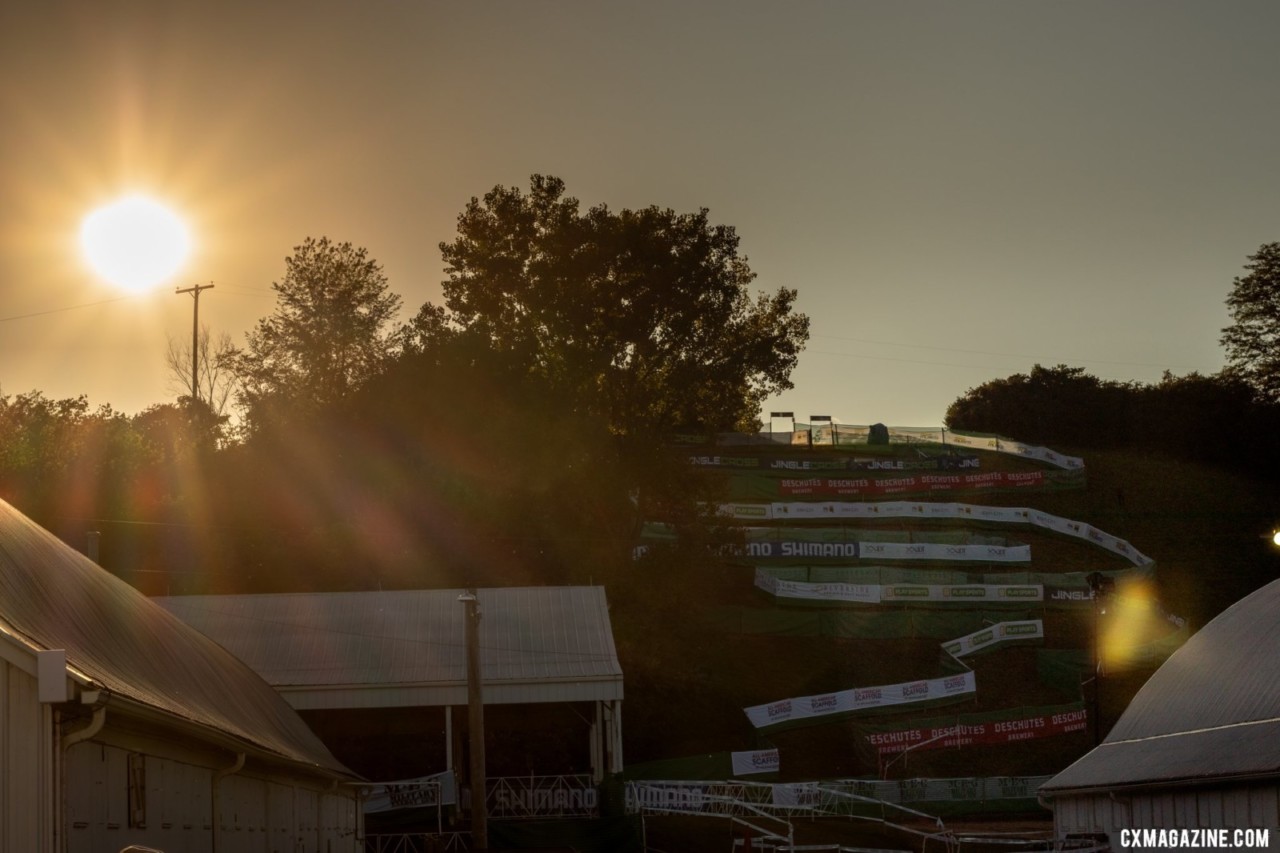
[744,671,976,729]
[731,749,781,776]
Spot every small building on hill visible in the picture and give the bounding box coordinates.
[0,498,360,853]
[1040,577,1280,847]
[155,586,625,821]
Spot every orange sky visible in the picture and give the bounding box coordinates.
[3,1,1278,426]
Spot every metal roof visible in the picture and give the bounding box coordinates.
[154,587,624,709]
[1042,578,1280,795]
[0,499,352,777]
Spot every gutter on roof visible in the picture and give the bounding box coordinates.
[98,689,361,784]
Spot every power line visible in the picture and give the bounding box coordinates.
[0,294,141,322]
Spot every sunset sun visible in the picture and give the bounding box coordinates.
[79,195,192,292]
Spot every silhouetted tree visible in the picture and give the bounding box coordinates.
[231,237,404,432]
[422,175,809,435]
[1221,242,1280,402]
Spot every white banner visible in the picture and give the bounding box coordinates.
[941,620,1044,658]
[754,570,1040,604]
[856,542,1031,563]
[880,584,1042,603]
[364,771,455,813]
[731,749,781,776]
[754,568,880,603]
[744,671,977,729]
[723,502,1152,566]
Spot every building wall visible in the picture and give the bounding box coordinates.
[65,735,359,853]
[1054,785,1280,847]
[1,656,55,853]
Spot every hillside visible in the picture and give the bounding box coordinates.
[609,431,1280,784]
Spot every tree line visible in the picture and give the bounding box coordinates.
[946,243,1280,478]
[0,176,807,592]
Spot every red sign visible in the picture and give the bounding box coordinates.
[866,707,1087,756]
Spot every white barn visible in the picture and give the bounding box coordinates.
[1040,578,1280,848]
[0,498,361,853]
[154,587,625,790]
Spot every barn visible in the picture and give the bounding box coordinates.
[0,498,361,853]
[1040,577,1280,848]
[154,587,625,823]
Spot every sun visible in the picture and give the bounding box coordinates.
[80,195,192,292]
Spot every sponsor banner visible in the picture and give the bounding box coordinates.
[694,454,982,473]
[731,749,781,776]
[865,705,1088,756]
[941,620,1044,658]
[857,542,1031,563]
[772,783,822,808]
[755,568,881,603]
[945,431,1084,470]
[744,672,977,730]
[733,539,1027,562]
[688,454,761,468]
[365,771,455,813]
[757,572,1039,606]
[487,775,598,819]
[882,585,1042,603]
[733,502,1151,567]
[776,470,1060,497]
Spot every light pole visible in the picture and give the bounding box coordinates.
[175,282,214,405]
[1086,571,1115,745]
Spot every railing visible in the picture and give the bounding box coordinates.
[364,831,471,852]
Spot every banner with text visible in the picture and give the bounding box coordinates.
[864,703,1087,756]
[731,749,781,776]
[718,502,1152,567]
[942,620,1044,658]
[744,671,977,730]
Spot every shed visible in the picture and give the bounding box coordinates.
[155,588,625,786]
[0,498,360,853]
[1040,577,1280,846]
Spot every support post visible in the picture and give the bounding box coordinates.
[460,591,487,850]
[175,282,214,405]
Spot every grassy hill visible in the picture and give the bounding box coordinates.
[608,439,1280,782]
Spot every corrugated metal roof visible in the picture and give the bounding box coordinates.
[154,587,624,709]
[0,499,351,777]
[1043,578,1280,795]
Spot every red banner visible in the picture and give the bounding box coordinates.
[780,471,1048,497]
[866,706,1087,756]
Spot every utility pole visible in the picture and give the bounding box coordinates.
[459,590,488,850]
[175,282,214,405]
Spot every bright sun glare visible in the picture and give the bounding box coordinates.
[80,195,192,292]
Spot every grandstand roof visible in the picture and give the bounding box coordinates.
[155,586,624,709]
[0,499,352,777]
[1042,578,1280,795]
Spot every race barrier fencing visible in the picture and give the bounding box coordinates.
[744,672,977,731]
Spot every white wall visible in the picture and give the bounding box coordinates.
[1,657,55,853]
[65,739,359,853]
[1054,786,1280,848]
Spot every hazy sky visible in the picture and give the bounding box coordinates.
[3,1,1278,427]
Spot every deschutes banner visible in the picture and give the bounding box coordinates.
[862,702,1087,756]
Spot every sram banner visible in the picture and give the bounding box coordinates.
[744,671,977,730]
[942,620,1044,658]
[865,706,1088,756]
